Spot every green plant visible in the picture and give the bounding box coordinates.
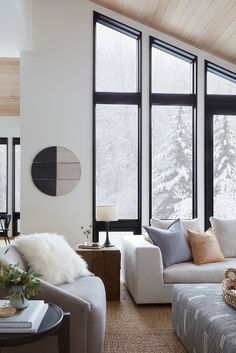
[0,262,41,302]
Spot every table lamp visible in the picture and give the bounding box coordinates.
[96,205,118,247]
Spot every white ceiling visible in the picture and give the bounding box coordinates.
[0,0,32,57]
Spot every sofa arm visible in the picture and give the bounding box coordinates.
[35,280,91,353]
[121,235,164,304]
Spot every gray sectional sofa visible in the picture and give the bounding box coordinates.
[0,246,106,353]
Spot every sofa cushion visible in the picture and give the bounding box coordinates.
[13,233,91,285]
[164,258,236,283]
[210,217,236,257]
[59,276,105,308]
[151,218,201,235]
[144,219,192,267]
[187,229,224,265]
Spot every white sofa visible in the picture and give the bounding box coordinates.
[121,234,236,304]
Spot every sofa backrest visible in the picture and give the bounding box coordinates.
[0,245,27,271]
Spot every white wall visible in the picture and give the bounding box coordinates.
[0,117,20,235]
[20,0,236,246]
[14,0,33,52]
[0,0,32,57]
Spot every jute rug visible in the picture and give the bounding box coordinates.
[103,284,187,353]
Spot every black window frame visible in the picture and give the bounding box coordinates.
[93,12,142,241]
[0,137,8,215]
[149,37,198,221]
[12,137,20,236]
[204,61,236,227]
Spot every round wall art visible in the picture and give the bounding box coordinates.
[31,146,81,196]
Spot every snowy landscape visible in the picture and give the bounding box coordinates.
[0,144,7,212]
[0,143,20,214]
[1,23,235,222]
[96,23,138,219]
[14,144,20,212]
[95,22,236,220]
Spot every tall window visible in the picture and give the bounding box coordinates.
[0,138,8,214]
[13,138,20,235]
[205,62,236,224]
[93,13,141,240]
[150,38,197,220]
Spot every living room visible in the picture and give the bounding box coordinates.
[0,0,236,352]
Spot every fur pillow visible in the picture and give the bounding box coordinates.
[12,233,91,285]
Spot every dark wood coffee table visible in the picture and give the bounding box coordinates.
[0,303,70,353]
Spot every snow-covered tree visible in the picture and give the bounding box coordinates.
[152,106,192,218]
[213,115,236,217]
[214,115,236,195]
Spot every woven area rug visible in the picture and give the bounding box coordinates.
[103,284,187,353]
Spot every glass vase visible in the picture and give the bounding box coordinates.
[9,286,29,309]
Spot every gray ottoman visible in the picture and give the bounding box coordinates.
[172,284,236,353]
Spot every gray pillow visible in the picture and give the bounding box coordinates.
[143,219,192,267]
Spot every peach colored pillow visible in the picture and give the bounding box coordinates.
[187,229,224,265]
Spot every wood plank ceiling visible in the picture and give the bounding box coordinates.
[92,0,236,65]
[0,58,20,116]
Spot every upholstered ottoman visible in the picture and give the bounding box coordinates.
[172,284,236,353]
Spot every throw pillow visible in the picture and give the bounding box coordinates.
[144,219,192,267]
[187,229,225,265]
[150,218,201,235]
[13,233,91,285]
[210,217,236,257]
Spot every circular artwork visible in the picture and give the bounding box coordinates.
[31,146,81,196]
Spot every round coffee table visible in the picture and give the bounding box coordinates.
[0,303,70,353]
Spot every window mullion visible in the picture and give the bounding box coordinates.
[151,93,196,106]
[95,92,141,105]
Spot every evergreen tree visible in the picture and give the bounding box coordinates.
[214,115,236,195]
[152,106,192,218]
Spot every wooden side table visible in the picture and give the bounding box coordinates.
[77,247,121,301]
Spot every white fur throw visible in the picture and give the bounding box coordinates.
[13,233,91,285]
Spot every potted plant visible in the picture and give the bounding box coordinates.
[0,262,41,309]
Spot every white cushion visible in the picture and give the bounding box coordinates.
[164,258,236,283]
[210,217,236,257]
[13,233,91,285]
[151,218,201,235]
